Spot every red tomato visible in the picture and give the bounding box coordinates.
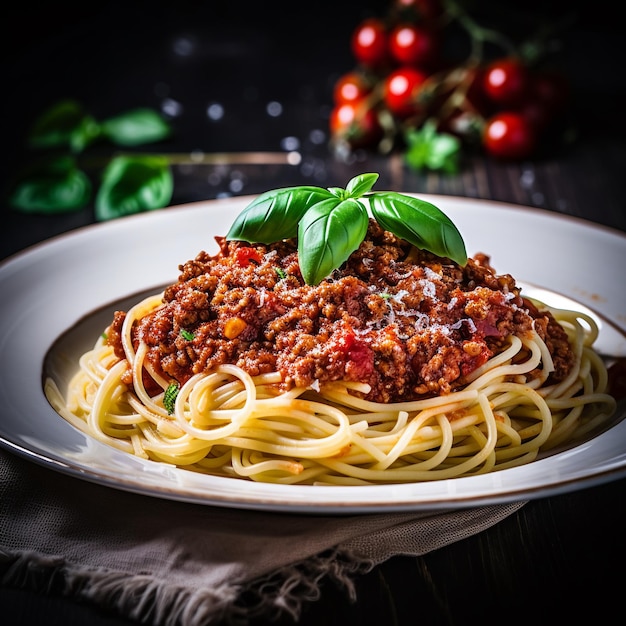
[329,100,382,148]
[235,247,262,267]
[464,65,488,114]
[518,71,570,132]
[388,23,440,68]
[333,71,373,105]
[482,57,530,106]
[483,112,536,160]
[383,66,428,118]
[350,18,389,68]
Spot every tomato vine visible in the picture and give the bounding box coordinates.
[330,0,575,170]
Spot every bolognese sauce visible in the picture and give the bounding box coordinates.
[107,220,574,403]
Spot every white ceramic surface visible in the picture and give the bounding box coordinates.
[1,194,625,513]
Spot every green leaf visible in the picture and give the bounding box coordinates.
[226,186,336,243]
[368,192,467,265]
[404,122,461,174]
[224,172,468,284]
[9,156,91,214]
[69,115,102,153]
[297,197,369,285]
[95,155,173,221]
[28,100,101,153]
[101,108,172,146]
[163,382,179,415]
[345,172,379,198]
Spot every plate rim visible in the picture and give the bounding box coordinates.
[3,193,626,268]
[1,194,625,514]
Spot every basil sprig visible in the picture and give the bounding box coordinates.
[9,99,173,220]
[8,156,92,214]
[226,173,467,285]
[27,99,171,153]
[95,155,173,221]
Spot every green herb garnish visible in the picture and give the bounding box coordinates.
[226,173,467,285]
[163,382,180,415]
[404,121,461,175]
[180,329,195,341]
[95,155,173,221]
[9,156,92,214]
[9,99,173,220]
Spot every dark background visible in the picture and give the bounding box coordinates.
[1,0,624,259]
[1,4,625,625]
[1,0,623,189]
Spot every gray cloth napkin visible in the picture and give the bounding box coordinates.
[0,449,525,625]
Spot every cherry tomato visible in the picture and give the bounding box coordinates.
[518,71,570,132]
[388,23,440,68]
[482,57,530,106]
[351,18,389,69]
[333,71,373,105]
[383,66,428,118]
[483,112,536,160]
[329,100,382,149]
[464,66,488,114]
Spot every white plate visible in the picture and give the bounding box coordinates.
[1,195,625,514]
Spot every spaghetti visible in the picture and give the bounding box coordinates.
[45,223,617,485]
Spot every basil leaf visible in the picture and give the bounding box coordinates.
[95,155,173,221]
[297,197,369,285]
[28,99,100,153]
[224,172,468,283]
[101,108,171,146]
[69,115,102,153]
[345,172,379,198]
[9,156,91,214]
[368,192,467,265]
[423,133,460,173]
[404,123,460,174]
[226,186,335,243]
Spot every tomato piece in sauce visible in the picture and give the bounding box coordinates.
[337,331,375,379]
[235,247,262,267]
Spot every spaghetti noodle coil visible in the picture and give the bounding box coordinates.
[46,294,616,485]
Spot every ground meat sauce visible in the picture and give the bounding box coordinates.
[107,220,574,403]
